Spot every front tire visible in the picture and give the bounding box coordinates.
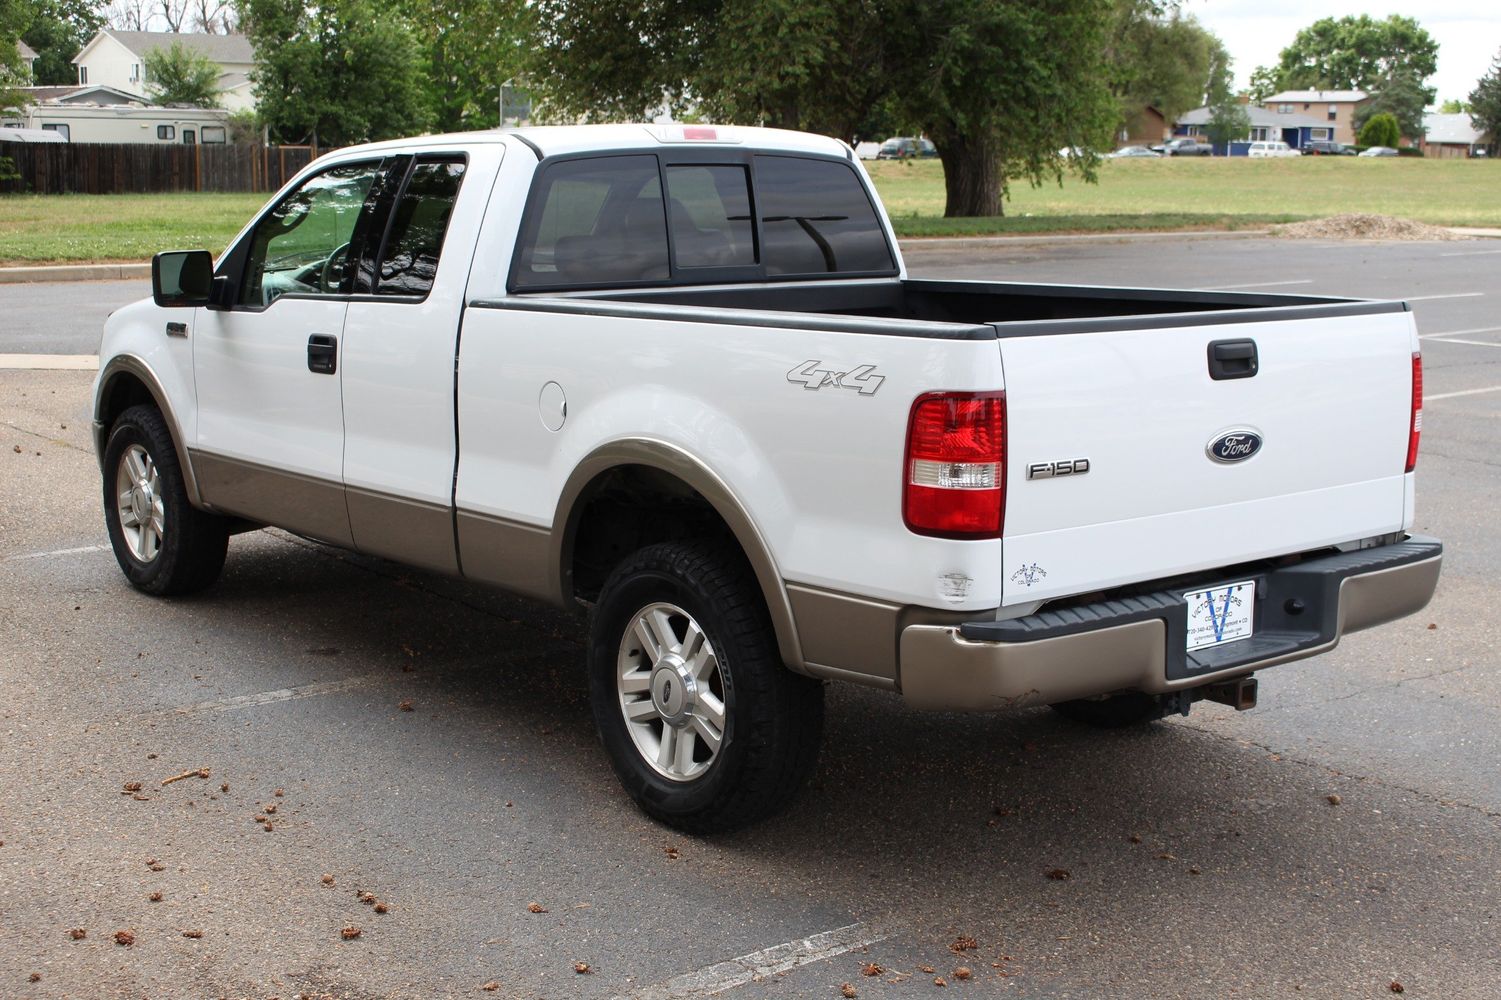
[588,541,824,834]
[103,404,228,596]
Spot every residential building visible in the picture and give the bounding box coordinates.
[1262,90,1370,146]
[1118,106,1170,148]
[3,85,232,143]
[14,40,38,84]
[1174,105,1325,153]
[1421,113,1490,159]
[70,30,254,112]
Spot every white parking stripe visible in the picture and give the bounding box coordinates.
[3,543,111,561]
[119,678,378,725]
[617,922,889,1000]
[1439,249,1501,257]
[1422,338,1501,348]
[1403,292,1486,302]
[1427,385,1501,402]
[1419,326,1501,340]
[1199,280,1313,290]
[0,354,99,370]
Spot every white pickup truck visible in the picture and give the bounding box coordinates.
[94,124,1441,832]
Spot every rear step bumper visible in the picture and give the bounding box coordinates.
[899,536,1442,711]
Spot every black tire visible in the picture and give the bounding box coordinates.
[103,404,229,596]
[1050,691,1166,729]
[588,541,824,834]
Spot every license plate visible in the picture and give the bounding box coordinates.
[1184,580,1255,651]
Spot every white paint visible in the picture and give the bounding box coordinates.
[1200,279,1313,290]
[3,543,110,561]
[1426,385,1501,402]
[1419,327,1501,341]
[617,922,888,1000]
[1420,337,1501,348]
[1439,250,1501,257]
[0,354,99,370]
[129,677,375,723]
[1403,292,1486,302]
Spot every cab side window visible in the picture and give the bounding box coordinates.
[239,162,383,306]
[374,158,468,297]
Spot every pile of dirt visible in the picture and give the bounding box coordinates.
[1273,213,1467,241]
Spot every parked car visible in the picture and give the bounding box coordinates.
[1302,140,1355,156]
[1247,141,1298,158]
[1108,145,1161,158]
[1153,138,1213,156]
[877,137,937,160]
[1359,146,1399,157]
[98,123,1441,833]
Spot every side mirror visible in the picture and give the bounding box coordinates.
[152,250,214,308]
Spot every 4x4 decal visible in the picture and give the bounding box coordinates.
[786,360,885,396]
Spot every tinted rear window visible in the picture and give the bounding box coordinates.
[753,155,894,276]
[513,155,669,289]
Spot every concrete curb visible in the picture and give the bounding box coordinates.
[0,262,151,284]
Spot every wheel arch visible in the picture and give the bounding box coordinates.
[554,439,805,672]
[94,355,202,507]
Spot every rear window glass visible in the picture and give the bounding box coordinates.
[664,165,755,268]
[753,156,894,276]
[514,155,669,289]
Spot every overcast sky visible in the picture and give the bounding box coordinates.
[1186,1,1499,106]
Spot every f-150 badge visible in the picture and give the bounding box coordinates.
[786,360,885,396]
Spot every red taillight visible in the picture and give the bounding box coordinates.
[1406,352,1422,473]
[903,391,1006,539]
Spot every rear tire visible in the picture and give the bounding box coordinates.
[1050,691,1166,729]
[588,541,824,834]
[103,404,228,596]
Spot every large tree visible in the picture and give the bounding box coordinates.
[1267,15,1438,104]
[145,39,220,105]
[401,0,532,132]
[240,0,432,146]
[1354,72,1429,142]
[1470,50,1501,156]
[532,0,1118,218]
[1107,3,1227,123]
[21,0,106,86]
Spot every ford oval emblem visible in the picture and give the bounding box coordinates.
[1207,429,1263,464]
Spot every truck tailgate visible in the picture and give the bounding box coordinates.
[998,309,1417,606]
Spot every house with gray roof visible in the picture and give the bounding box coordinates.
[1262,90,1371,145]
[1421,113,1490,159]
[1174,104,1327,153]
[70,29,254,112]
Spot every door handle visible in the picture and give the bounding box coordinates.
[307,334,338,375]
[1207,338,1258,380]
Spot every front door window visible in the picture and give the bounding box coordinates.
[239,162,383,306]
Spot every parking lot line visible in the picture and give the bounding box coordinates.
[1421,337,1501,348]
[1440,249,1501,257]
[103,677,379,728]
[3,543,111,561]
[1198,280,1313,290]
[1426,384,1501,402]
[1403,292,1486,302]
[1419,326,1501,340]
[0,353,98,370]
[617,922,888,1000]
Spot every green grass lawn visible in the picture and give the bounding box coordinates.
[0,156,1496,264]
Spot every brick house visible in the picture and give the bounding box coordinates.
[1262,90,1370,146]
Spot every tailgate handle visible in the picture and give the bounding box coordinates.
[1208,339,1258,380]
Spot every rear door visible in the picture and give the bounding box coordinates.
[997,309,1417,605]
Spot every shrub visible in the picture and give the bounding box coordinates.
[1358,113,1401,149]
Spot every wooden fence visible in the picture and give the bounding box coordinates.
[0,143,323,195]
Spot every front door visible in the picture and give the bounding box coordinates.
[191,159,387,545]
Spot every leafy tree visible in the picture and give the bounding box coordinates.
[1272,15,1438,104]
[1106,4,1226,124]
[1358,112,1400,149]
[145,40,220,106]
[1470,50,1501,156]
[21,0,105,86]
[2,0,27,103]
[401,0,532,132]
[1204,94,1250,150]
[1246,65,1280,103]
[1439,99,1469,115]
[1354,73,1428,142]
[240,0,432,146]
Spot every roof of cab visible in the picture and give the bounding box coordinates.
[322,123,850,160]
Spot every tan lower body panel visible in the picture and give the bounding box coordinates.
[346,487,459,575]
[191,450,354,548]
[788,583,970,688]
[455,509,558,605]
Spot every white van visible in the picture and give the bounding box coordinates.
[1247,141,1298,158]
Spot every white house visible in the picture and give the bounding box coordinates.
[14,40,38,84]
[71,30,255,112]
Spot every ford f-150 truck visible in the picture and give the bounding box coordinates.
[93,124,1441,832]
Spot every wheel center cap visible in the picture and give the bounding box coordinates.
[651,656,697,725]
[131,488,149,521]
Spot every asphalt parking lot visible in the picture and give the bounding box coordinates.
[2,235,1498,999]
